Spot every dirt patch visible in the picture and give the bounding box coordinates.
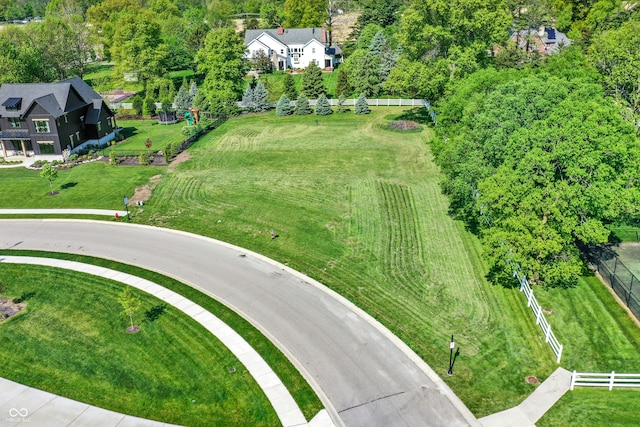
[126,325,141,334]
[543,308,553,315]
[128,174,162,206]
[0,297,25,321]
[167,151,191,172]
[526,376,540,385]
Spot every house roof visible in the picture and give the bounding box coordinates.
[0,129,30,140]
[511,27,572,54]
[0,77,106,119]
[245,27,325,46]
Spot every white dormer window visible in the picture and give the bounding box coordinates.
[312,48,316,54]
[280,49,283,54]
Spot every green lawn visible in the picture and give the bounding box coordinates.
[258,70,340,99]
[0,264,278,426]
[2,108,639,424]
[0,162,162,209]
[109,119,186,153]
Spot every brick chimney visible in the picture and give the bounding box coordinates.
[321,27,326,44]
[277,26,284,35]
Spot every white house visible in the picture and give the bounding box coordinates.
[244,27,342,71]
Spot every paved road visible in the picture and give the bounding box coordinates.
[0,220,479,427]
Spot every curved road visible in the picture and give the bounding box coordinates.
[0,220,479,427]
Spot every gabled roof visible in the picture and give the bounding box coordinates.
[0,77,106,119]
[245,27,325,46]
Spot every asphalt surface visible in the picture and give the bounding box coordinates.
[0,220,479,427]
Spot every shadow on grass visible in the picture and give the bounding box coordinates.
[60,182,78,190]
[14,291,36,303]
[392,107,432,124]
[144,303,168,322]
[119,127,138,139]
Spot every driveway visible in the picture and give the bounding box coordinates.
[0,220,478,427]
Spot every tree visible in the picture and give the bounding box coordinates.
[253,50,273,73]
[337,94,349,113]
[118,287,142,333]
[261,0,283,28]
[355,93,370,114]
[284,0,326,27]
[434,68,640,287]
[589,20,640,115]
[302,61,326,98]
[354,0,402,31]
[143,93,156,117]
[174,79,192,116]
[294,93,312,115]
[131,95,143,116]
[110,10,169,82]
[40,163,58,195]
[369,31,387,57]
[276,94,292,116]
[335,67,352,97]
[283,73,298,100]
[195,27,249,107]
[315,93,333,115]
[242,85,256,111]
[344,50,380,97]
[253,81,270,111]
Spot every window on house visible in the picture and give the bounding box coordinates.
[33,119,50,133]
[280,49,283,54]
[80,116,85,129]
[98,121,102,132]
[9,117,20,128]
[293,54,299,63]
[64,114,68,123]
[69,134,74,145]
[76,131,80,140]
[312,48,315,53]
[38,141,55,154]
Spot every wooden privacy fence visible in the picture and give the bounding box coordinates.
[512,266,564,363]
[570,371,640,390]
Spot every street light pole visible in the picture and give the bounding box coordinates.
[448,335,455,375]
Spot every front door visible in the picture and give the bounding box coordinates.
[325,59,331,68]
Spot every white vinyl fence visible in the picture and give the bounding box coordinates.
[570,371,640,390]
[512,266,564,363]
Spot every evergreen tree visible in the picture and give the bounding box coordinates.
[242,85,256,111]
[283,73,297,100]
[315,93,333,115]
[192,89,209,111]
[294,93,312,115]
[379,44,401,84]
[276,94,291,116]
[131,95,143,116]
[369,31,387,56]
[355,93,370,114]
[174,80,191,116]
[143,93,156,117]
[336,67,352,97]
[302,61,325,98]
[189,81,198,103]
[337,94,349,113]
[253,81,270,111]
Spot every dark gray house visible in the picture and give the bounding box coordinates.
[0,77,116,160]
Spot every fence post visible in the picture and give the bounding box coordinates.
[570,370,576,390]
[536,306,542,325]
[628,276,635,305]
[557,344,563,364]
[527,287,533,307]
[609,371,615,390]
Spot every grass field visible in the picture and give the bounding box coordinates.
[108,120,186,153]
[0,264,278,426]
[1,108,639,424]
[129,108,640,421]
[0,162,162,209]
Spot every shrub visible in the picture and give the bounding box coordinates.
[139,152,149,165]
[337,95,350,113]
[109,151,117,165]
[355,93,370,115]
[115,109,138,120]
[69,154,79,162]
[315,94,333,115]
[164,143,172,163]
[294,94,312,115]
[276,94,291,116]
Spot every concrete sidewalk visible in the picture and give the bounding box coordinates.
[0,209,128,217]
[0,256,331,427]
[479,368,572,427]
[0,377,180,427]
